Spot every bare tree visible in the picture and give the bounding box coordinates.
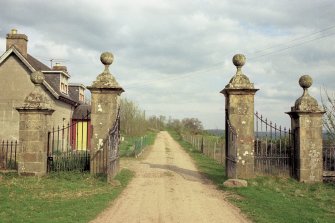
[321,87,335,142]
[120,98,147,136]
[120,98,165,136]
[181,118,204,135]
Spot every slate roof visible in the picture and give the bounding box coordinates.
[72,104,91,120]
[27,54,51,71]
[43,71,79,105]
[0,47,81,106]
[68,86,79,103]
[26,54,80,105]
[27,54,92,114]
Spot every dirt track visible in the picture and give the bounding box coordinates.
[91,131,249,223]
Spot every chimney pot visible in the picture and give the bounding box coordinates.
[52,63,68,72]
[6,29,28,58]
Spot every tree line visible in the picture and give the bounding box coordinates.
[120,98,204,136]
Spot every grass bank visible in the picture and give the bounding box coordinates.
[0,169,134,223]
[120,131,157,157]
[169,129,335,223]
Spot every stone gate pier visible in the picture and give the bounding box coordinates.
[221,54,258,179]
[87,52,124,179]
[16,71,54,176]
[287,75,325,183]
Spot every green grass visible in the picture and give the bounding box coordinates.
[227,177,335,223]
[120,131,157,157]
[0,169,134,223]
[169,129,335,223]
[169,130,226,184]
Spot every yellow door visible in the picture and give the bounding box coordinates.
[77,122,88,150]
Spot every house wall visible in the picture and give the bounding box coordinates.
[47,98,74,152]
[51,99,74,128]
[0,54,74,140]
[0,55,34,140]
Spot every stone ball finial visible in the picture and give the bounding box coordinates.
[100,52,114,66]
[30,71,45,84]
[299,75,313,89]
[294,75,321,112]
[232,54,246,68]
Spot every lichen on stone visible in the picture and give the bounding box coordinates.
[21,86,54,109]
[89,52,123,89]
[225,54,254,89]
[17,71,54,110]
[293,75,322,112]
[91,71,121,88]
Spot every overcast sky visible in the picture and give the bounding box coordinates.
[1,0,334,129]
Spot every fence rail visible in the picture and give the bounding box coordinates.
[47,110,91,172]
[254,112,294,176]
[47,150,90,172]
[181,134,225,164]
[0,140,18,170]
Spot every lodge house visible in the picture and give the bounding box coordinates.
[0,29,90,149]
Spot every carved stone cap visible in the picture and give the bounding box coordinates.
[16,71,54,110]
[89,52,124,90]
[225,54,254,89]
[293,75,323,112]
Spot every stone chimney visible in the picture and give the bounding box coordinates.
[52,63,68,73]
[6,29,28,58]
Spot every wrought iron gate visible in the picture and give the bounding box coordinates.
[225,110,237,178]
[90,108,121,180]
[254,112,294,176]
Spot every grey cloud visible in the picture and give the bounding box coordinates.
[1,0,334,128]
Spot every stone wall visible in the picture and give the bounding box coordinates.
[51,99,74,127]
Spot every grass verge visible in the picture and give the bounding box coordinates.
[0,169,134,223]
[169,129,335,223]
[120,131,157,157]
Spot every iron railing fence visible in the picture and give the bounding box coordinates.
[323,144,335,179]
[0,140,18,170]
[47,110,91,172]
[254,112,294,177]
[47,150,90,172]
[133,135,153,157]
[181,134,225,164]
